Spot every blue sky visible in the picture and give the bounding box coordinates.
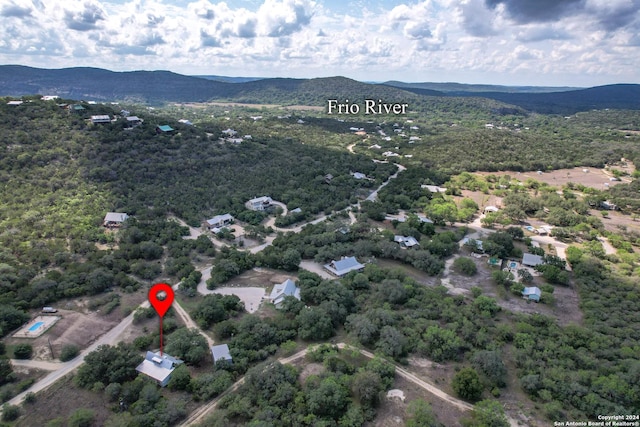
[1,0,639,86]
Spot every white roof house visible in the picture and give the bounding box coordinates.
[7,100,23,105]
[394,235,420,248]
[484,206,500,213]
[246,196,273,211]
[90,115,111,124]
[206,214,234,229]
[222,128,237,136]
[136,351,183,387]
[522,253,544,267]
[211,344,232,364]
[352,172,367,180]
[324,256,365,277]
[103,212,129,227]
[269,279,301,308]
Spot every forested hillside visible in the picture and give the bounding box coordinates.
[0,97,394,316]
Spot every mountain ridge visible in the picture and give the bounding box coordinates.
[1,65,639,114]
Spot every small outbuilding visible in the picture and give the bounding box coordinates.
[103,212,129,227]
[522,286,542,302]
[211,344,233,365]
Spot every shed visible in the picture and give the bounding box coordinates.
[103,212,129,227]
[522,287,541,302]
[211,344,232,364]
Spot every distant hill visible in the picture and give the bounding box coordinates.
[0,65,638,114]
[383,81,580,93]
[454,84,640,114]
[193,75,264,83]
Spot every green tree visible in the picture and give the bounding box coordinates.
[352,370,383,407]
[60,344,80,362]
[406,399,439,427]
[67,408,95,427]
[1,404,20,421]
[452,367,483,402]
[307,376,350,419]
[453,257,477,276]
[0,359,14,385]
[164,328,209,366]
[297,307,334,340]
[13,343,33,359]
[462,399,509,427]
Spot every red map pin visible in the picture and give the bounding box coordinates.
[149,283,174,355]
[149,283,174,317]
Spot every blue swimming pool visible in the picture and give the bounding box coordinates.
[28,321,44,332]
[509,262,517,268]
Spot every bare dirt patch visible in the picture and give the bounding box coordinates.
[299,362,325,384]
[459,190,504,210]
[369,370,467,427]
[476,167,629,191]
[594,209,640,235]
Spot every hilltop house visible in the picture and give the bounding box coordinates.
[103,212,129,227]
[135,351,183,387]
[211,344,233,365]
[269,279,301,309]
[324,256,365,277]
[522,286,542,302]
[246,196,273,211]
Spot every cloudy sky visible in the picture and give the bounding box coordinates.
[1,0,639,86]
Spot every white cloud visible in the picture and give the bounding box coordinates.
[0,0,636,85]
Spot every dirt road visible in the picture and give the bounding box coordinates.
[180,343,520,427]
[4,302,146,408]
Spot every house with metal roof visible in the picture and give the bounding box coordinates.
[522,253,544,267]
[324,256,365,277]
[211,344,232,365]
[91,115,111,124]
[246,196,273,211]
[103,212,129,227]
[205,214,234,230]
[394,235,420,248]
[135,351,183,387]
[269,279,301,309]
[522,286,541,302]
